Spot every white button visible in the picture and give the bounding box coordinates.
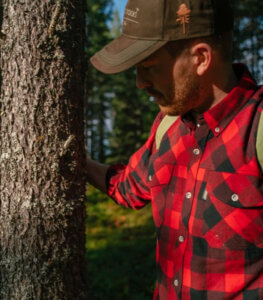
[148,175,152,182]
[193,148,200,155]
[174,279,179,287]
[179,235,184,243]
[186,192,192,199]
[197,123,201,128]
[231,194,239,202]
[215,127,221,133]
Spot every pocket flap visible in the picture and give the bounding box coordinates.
[148,159,175,187]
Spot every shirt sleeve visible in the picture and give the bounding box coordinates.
[106,112,164,210]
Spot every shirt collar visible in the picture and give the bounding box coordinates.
[203,64,259,135]
[182,64,259,134]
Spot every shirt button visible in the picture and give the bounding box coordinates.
[148,175,152,182]
[215,127,221,133]
[178,235,184,243]
[174,279,179,287]
[197,123,201,128]
[193,148,200,155]
[186,192,192,199]
[231,194,239,202]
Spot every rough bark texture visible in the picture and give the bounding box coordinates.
[0,0,87,299]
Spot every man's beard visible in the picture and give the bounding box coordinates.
[159,73,201,116]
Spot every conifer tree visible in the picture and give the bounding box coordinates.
[86,0,113,162]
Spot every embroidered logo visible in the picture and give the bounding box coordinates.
[176,3,191,34]
[123,7,140,26]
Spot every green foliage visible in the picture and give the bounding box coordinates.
[232,0,263,82]
[85,0,114,162]
[110,8,122,38]
[86,0,113,55]
[86,186,156,299]
[107,69,158,164]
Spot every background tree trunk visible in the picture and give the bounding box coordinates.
[0,0,87,299]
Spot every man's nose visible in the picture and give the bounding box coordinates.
[136,67,152,89]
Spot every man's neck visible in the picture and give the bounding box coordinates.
[211,65,238,108]
[191,65,238,121]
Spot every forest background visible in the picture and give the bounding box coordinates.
[86,1,263,298]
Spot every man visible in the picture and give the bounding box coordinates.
[87,0,263,299]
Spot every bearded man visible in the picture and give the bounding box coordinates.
[87,0,263,299]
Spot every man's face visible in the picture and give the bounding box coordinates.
[136,44,201,116]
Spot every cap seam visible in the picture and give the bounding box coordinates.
[97,40,163,65]
[122,33,163,41]
[92,40,167,73]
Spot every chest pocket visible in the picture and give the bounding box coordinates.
[203,170,263,250]
[148,159,175,228]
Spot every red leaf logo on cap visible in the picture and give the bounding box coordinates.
[176,4,191,34]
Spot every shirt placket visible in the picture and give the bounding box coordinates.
[173,120,211,296]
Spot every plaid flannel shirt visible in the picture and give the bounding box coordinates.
[107,64,263,299]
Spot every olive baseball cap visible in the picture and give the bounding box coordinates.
[90,0,234,74]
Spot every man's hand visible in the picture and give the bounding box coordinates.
[84,157,110,194]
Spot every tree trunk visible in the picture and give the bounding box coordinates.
[0,0,87,299]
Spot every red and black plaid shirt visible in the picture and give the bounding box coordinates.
[107,64,263,299]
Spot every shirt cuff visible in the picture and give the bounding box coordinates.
[105,164,125,194]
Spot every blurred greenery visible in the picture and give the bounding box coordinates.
[86,185,156,299]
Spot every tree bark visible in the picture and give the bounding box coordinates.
[0,0,87,299]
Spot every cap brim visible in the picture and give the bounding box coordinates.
[90,34,167,74]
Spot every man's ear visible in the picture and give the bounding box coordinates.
[191,43,212,76]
